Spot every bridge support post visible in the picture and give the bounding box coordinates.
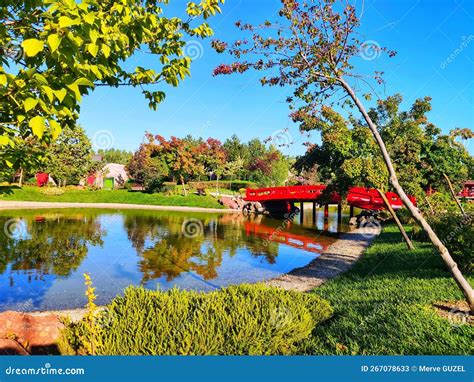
[337,203,342,226]
[312,203,317,225]
[299,202,304,224]
[350,205,354,218]
[324,204,329,221]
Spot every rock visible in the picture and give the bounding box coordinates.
[349,217,357,226]
[0,311,64,355]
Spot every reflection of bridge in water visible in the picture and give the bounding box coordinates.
[244,221,332,254]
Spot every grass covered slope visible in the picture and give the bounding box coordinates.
[0,186,223,209]
[301,225,473,355]
[60,285,333,355]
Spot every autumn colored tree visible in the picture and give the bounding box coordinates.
[213,0,473,309]
[152,134,204,195]
[1,0,224,172]
[196,138,227,192]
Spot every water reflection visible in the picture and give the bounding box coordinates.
[0,209,342,311]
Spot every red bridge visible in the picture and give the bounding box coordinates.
[245,185,415,213]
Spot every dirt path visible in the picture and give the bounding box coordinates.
[0,200,235,213]
[266,225,380,291]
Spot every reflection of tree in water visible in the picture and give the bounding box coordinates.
[0,214,104,283]
[123,213,280,284]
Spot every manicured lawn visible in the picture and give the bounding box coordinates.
[300,225,473,355]
[0,186,224,209]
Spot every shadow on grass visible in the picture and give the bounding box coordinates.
[0,185,20,196]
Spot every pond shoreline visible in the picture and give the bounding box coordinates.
[0,200,236,213]
[265,225,380,291]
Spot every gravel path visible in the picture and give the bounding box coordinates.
[0,200,235,213]
[266,225,380,291]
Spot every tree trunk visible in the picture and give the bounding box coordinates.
[181,177,187,196]
[443,173,466,217]
[339,77,474,312]
[377,188,414,250]
[424,196,435,215]
[18,168,23,187]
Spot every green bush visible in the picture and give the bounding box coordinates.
[188,180,257,192]
[413,211,473,272]
[59,284,332,355]
[39,187,65,196]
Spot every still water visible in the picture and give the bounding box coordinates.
[0,208,345,311]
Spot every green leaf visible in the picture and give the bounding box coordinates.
[49,120,62,140]
[29,116,46,139]
[54,88,67,102]
[83,13,96,25]
[59,16,77,28]
[75,77,94,87]
[41,86,54,102]
[0,135,9,146]
[24,98,39,112]
[67,83,82,101]
[102,44,111,58]
[87,43,99,57]
[21,39,44,57]
[47,34,61,52]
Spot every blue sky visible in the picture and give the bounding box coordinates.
[78,0,474,156]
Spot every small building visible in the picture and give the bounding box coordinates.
[86,163,128,189]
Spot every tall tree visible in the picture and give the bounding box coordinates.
[1,0,224,172]
[213,0,474,310]
[42,125,98,186]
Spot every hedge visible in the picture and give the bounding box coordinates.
[188,180,257,192]
[59,284,333,355]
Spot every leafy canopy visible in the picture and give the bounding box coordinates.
[0,0,224,170]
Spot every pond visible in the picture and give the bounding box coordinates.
[0,207,347,311]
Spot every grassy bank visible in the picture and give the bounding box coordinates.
[0,186,224,209]
[300,225,473,355]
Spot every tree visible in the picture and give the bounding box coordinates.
[126,140,169,192]
[152,134,204,195]
[197,138,227,192]
[42,125,98,186]
[1,0,224,172]
[96,148,132,165]
[213,0,474,310]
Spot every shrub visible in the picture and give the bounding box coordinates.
[413,211,473,272]
[59,284,332,355]
[160,181,177,195]
[39,187,64,196]
[188,180,257,192]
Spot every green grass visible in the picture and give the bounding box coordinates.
[0,186,224,209]
[299,225,473,355]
